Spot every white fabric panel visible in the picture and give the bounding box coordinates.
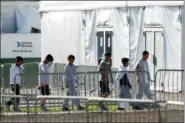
[15,6,41,33]
[129,8,145,70]
[86,9,129,66]
[85,9,129,67]
[41,11,83,64]
[130,7,181,92]
[111,8,129,67]
[85,10,97,65]
[143,7,181,70]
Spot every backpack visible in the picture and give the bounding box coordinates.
[119,73,132,89]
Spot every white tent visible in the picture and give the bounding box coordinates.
[39,1,184,92]
[1,1,40,33]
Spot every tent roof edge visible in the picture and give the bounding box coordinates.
[39,1,184,13]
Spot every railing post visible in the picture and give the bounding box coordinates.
[26,97,30,123]
[154,71,157,101]
[86,99,89,123]
[34,98,38,122]
[84,72,89,96]
[164,103,168,122]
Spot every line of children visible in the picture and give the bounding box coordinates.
[5,50,152,112]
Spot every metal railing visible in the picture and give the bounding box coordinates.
[1,69,184,102]
[0,95,161,122]
[154,69,184,102]
[83,71,153,98]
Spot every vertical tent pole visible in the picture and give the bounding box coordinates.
[183,2,185,123]
[182,2,185,123]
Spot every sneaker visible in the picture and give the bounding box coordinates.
[132,105,144,110]
[5,104,11,111]
[62,107,70,111]
[78,106,85,110]
[118,108,125,110]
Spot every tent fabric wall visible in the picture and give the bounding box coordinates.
[41,11,83,64]
[129,7,145,70]
[141,7,181,70]
[40,6,182,92]
[85,8,129,67]
[129,6,182,92]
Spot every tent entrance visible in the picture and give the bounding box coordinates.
[96,26,113,65]
[143,26,164,81]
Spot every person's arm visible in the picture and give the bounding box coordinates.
[74,66,79,85]
[109,69,114,84]
[147,65,151,81]
[40,63,52,73]
[99,62,105,74]
[135,63,140,83]
[136,64,139,77]
[9,67,14,84]
[64,66,69,87]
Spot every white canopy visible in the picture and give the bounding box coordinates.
[39,1,184,12]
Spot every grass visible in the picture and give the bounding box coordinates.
[2,104,134,113]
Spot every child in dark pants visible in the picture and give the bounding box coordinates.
[39,54,54,112]
[98,52,113,111]
[5,56,24,112]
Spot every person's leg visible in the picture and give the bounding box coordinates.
[5,85,15,110]
[14,84,20,111]
[40,85,50,111]
[144,82,153,100]
[99,81,104,97]
[136,82,145,99]
[40,85,49,112]
[99,82,109,110]
[40,86,45,108]
[70,82,84,110]
[135,82,146,109]
[63,83,71,111]
[118,86,125,110]
[70,82,80,107]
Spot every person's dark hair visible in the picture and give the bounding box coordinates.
[16,56,23,62]
[68,55,75,60]
[121,58,129,64]
[45,54,54,62]
[142,51,149,55]
[104,52,111,57]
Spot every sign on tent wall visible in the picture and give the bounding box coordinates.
[1,34,41,58]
